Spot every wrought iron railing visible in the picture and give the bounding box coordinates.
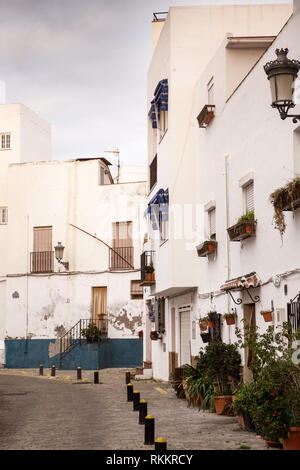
[141,251,155,283]
[59,317,108,367]
[109,246,134,270]
[287,293,300,334]
[31,251,54,273]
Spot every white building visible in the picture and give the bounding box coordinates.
[0,103,147,369]
[143,3,294,381]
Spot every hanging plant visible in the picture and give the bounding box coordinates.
[270,178,300,239]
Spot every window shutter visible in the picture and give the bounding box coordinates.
[245,182,254,212]
[209,208,216,237]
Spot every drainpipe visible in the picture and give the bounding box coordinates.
[225,156,231,343]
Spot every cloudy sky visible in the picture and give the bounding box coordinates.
[0,0,292,168]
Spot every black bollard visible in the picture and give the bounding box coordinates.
[144,415,155,445]
[133,391,140,411]
[127,383,133,402]
[125,371,131,384]
[139,400,148,424]
[39,364,44,376]
[51,365,56,377]
[94,371,99,384]
[155,438,167,451]
[77,367,82,380]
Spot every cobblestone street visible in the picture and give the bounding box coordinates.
[0,368,273,451]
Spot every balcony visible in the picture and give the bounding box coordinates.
[196,239,217,257]
[30,251,54,273]
[140,251,155,286]
[197,105,215,128]
[109,246,134,270]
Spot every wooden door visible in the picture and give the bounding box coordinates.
[243,303,256,383]
[33,226,53,272]
[112,221,133,269]
[180,310,191,366]
[92,287,107,333]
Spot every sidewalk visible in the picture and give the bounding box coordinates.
[0,368,272,450]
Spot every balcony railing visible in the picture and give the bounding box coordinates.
[109,246,134,270]
[140,251,155,286]
[31,251,54,273]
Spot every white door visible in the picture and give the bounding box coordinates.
[180,311,191,366]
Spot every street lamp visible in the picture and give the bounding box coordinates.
[264,48,300,122]
[54,242,69,270]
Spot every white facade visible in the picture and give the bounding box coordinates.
[0,104,147,366]
[144,3,294,380]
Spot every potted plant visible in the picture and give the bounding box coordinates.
[199,316,209,331]
[207,311,217,328]
[81,322,102,343]
[200,332,210,343]
[145,262,155,282]
[270,177,300,239]
[138,330,143,339]
[223,312,237,326]
[261,310,273,323]
[227,210,256,241]
[203,341,242,416]
[150,330,160,341]
[196,239,217,257]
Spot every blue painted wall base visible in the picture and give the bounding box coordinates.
[5,338,143,370]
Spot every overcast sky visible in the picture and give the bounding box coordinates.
[0,0,292,168]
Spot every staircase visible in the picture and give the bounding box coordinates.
[59,318,108,367]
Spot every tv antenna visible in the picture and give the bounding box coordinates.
[104,147,120,183]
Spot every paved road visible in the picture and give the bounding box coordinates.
[0,369,273,450]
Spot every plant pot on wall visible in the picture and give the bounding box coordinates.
[150,331,160,341]
[261,310,273,322]
[199,317,209,331]
[223,314,236,325]
[200,332,210,343]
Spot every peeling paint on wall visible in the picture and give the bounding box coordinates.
[109,302,142,335]
[49,338,60,358]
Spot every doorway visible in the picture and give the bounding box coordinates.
[243,303,256,383]
[179,310,191,366]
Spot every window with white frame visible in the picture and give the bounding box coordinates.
[244,181,254,214]
[0,207,8,224]
[159,110,168,140]
[208,207,216,240]
[207,77,214,105]
[0,133,10,150]
[159,211,169,243]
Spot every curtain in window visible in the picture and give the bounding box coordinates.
[144,188,169,230]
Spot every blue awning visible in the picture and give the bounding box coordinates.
[145,188,169,230]
[149,79,168,129]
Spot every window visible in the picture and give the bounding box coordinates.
[111,221,134,269]
[0,207,8,224]
[99,165,105,185]
[31,226,53,273]
[149,155,157,191]
[159,211,168,243]
[159,110,168,140]
[207,77,214,105]
[0,133,10,149]
[208,207,216,239]
[244,181,254,213]
[130,280,143,299]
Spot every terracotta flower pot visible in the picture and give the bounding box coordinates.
[262,311,273,322]
[214,396,233,415]
[283,427,300,450]
[200,320,208,331]
[146,272,155,282]
[236,415,247,429]
[208,321,215,328]
[245,224,252,234]
[225,315,235,325]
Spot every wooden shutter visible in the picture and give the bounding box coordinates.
[245,182,254,212]
[33,226,52,252]
[209,208,216,238]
